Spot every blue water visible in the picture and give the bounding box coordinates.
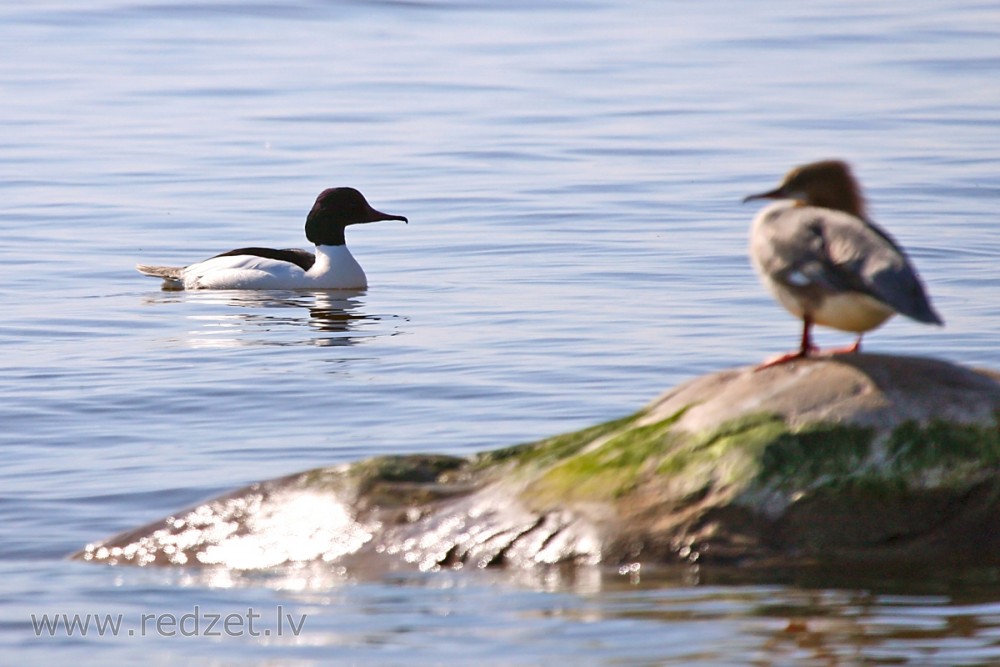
[2,0,1000,663]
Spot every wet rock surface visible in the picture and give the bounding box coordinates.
[75,355,1000,572]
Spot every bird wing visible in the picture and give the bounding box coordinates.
[763,214,873,296]
[805,211,943,325]
[210,247,316,272]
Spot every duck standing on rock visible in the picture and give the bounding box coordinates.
[744,160,943,367]
[137,187,407,291]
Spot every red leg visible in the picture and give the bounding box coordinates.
[757,316,818,369]
[799,315,818,356]
[822,334,863,357]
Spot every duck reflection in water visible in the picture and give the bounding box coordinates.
[144,290,405,349]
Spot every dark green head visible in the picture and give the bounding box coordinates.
[305,187,408,246]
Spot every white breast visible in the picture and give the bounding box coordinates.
[307,245,367,290]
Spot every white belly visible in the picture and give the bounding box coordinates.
[766,277,894,333]
[812,291,895,332]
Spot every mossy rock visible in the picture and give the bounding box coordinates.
[75,355,1000,571]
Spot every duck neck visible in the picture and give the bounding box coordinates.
[313,243,356,265]
[305,213,347,246]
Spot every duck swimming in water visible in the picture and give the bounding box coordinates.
[137,187,407,290]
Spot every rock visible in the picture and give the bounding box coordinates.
[74,355,1000,572]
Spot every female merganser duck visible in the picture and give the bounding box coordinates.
[744,160,943,367]
[137,187,407,290]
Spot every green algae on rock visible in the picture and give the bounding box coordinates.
[75,354,1000,571]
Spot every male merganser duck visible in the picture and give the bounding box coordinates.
[744,160,943,367]
[137,187,407,290]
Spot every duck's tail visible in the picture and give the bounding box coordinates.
[136,264,185,290]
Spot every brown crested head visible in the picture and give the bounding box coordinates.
[744,159,867,218]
